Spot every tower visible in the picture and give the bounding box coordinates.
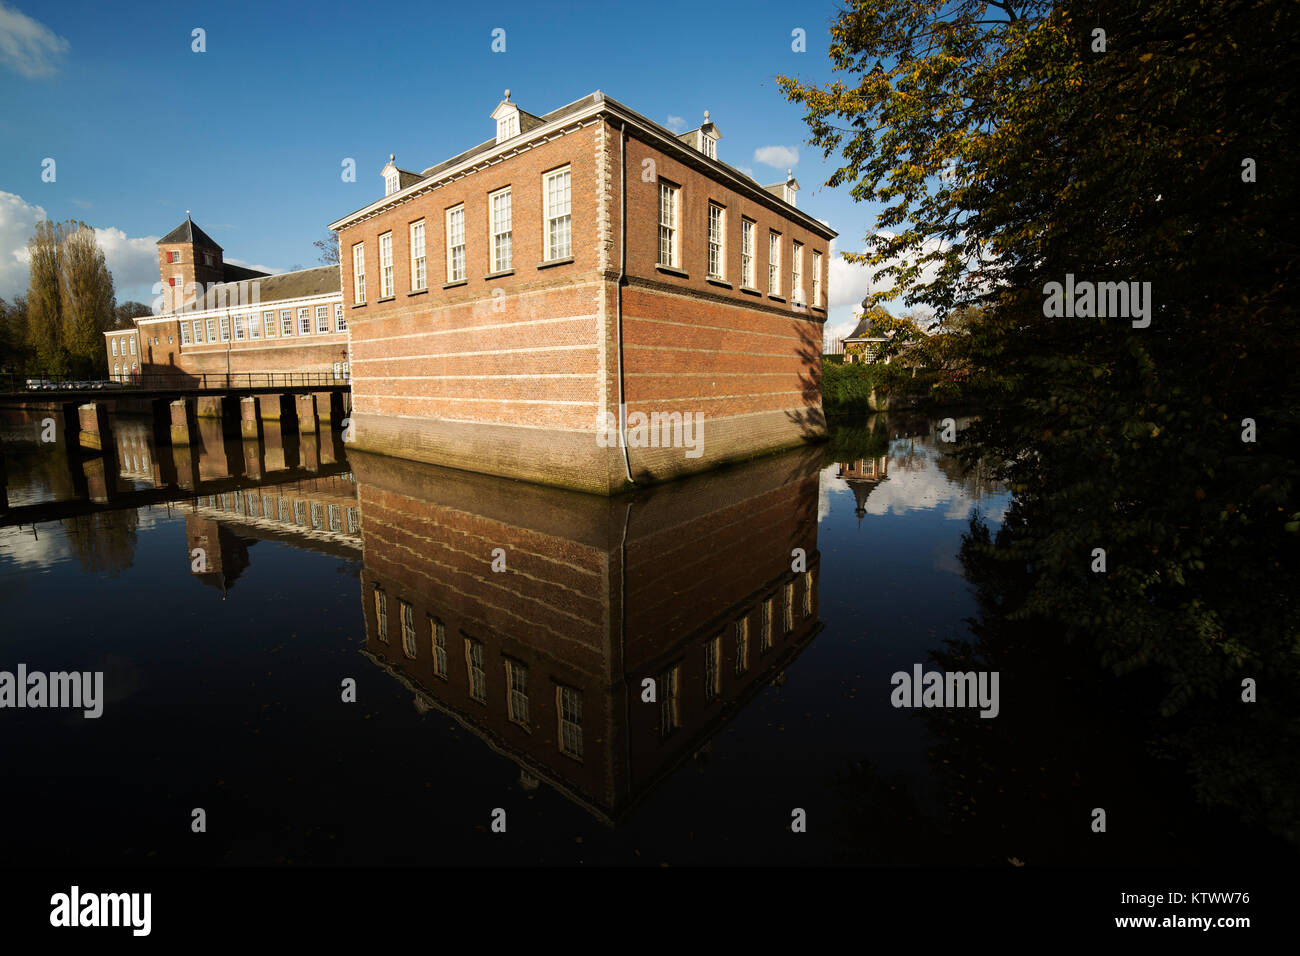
[156,213,225,311]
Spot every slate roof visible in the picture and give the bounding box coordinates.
[169,265,339,314]
[844,306,893,341]
[157,216,222,251]
[222,262,271,282]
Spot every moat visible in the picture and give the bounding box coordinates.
[0,408,1289,865]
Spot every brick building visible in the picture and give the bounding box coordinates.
[104,215,349,384]
[330,90,836,494]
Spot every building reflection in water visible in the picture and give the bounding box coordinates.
[837,456,889,528]
[351,445,823,825]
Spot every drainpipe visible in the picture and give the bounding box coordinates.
[616,122,633,484]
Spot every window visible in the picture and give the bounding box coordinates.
[335,303,346,332]
[113,363,119,379]
[374,588,388,643]
[378,232,393,297]
[247,312,259,338]
[489,188,512,273]
[558,685,583,760]
[792,242,804,305]
[465,637,486,703]
[203,252,215,267]
[446,206,465,282]
[734,617,749,675]
[169,250,180,263]
[431,618,447,677]
[409,220,427,291]
[802,570,813,617]
[278,498,289,523]
[263,310,275,337]
[707,203,725,279]
[761,598,773,651]
[658,181,679,267]
[178,324,189,346]
[768,231,782,295]
[705,636,721,702]
[233,314,246,340]
[298,307,311,335]
[129,337,136,354]
[385,171,398,196]
[740,221,755,288]
[219,315,230,341]
[111,339,118,356]
[345,508,359,533]
[192,320,203,344]
[280,309,294,336]
[497,113,518,141]
[293,500,306,525]
[784,581,796,633]
[401,601,416,659]
[506,659,529,727]
[352,242,366,304]
[659,665,681,737]
[543,167,571,260]
[812,250,823,307]
[701,133,717,159]
[316,305,330,333]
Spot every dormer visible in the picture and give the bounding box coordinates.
[764,170,800,208]
[492,90,521,143]
[381,155,399,196]
[676,111,722,160]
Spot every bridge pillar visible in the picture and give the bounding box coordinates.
[300,432,320,473]
[150,398,173,446]
[170,399,195,445]
[195,395,225,419]
[258,394,298,434]
[295,393,318,435]
[172,441,200,491]
[239,397,263,441]
[314,390,343,424]
[77,402,111,452]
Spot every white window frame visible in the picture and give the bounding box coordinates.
[179,324,191,346]
[446,205,465,282]
[192,320,203,344]
[111,338,118,356]
[497,113,518,141]
[263,310,276,337]
[543,166,572,261]
[316,305,330,333]
[489,187,513,273]
[352,242,366,305]
[506,659,529,728]
[701,133,717,159]
[385,171,398,196]
[280,309,294,336]
[768,230,782,296]
[378,232,394,298]
[129,337,136,355]
[707,203,726,280]
[558,684,583,760]
[298,307,311,335]
[792,241,804,305]
[233,314,246,340]
[658,181,679,267]
[219,314,230,342]
[410,219,427,291]
[812,250,823,307]
[335,303,346,332]
[375,588,388,642]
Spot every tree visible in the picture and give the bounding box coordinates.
[60,223,116,376]
[115,301,153,328]
[313,231,339,265]
[782,0,1299,835]
[26,220,67,374]
[0,296,30,371]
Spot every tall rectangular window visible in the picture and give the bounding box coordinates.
[410,220,426,291]
[734,617,749,675]
[465,637,487,703]
[784,581,796,633]
[812,250,823,307]
[741,219,755,287]
[179,323,191,345]
[111,339,118,356]
[446,206,465,282]
[705,636,721,702]
[263,310,276,337]
[792,241,804,305]
[219,315,230,341]
[352,242,366,304]
[335,303,346,332]
[297,308,310,335]
[129,336,136,354]
[193,320,203,343]
[558,685,583,760]
[400,601,416,659]
[379,232,394,297]
[280,309,294,336]
[768,231,782,295]
[431,618,447,677]
[248,310,260,338]
[659,665,680,737]
[316,305,330,333]
[658,181,679,267]
[506,659,529,727]
[490,188,513,273]
[543,167,572,260]
[233,314,246,340]
[802,570,814,617]
[707,203,725,279]
[375,587,388,643]
[761,598,773,652]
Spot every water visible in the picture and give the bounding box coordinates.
[0,408,1286,865]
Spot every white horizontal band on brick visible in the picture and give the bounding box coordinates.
[624,313,815,343]
[625,344,802,360]
[347,372,593,381]
[625,371,799,378]
[350,309,599,347]
[362,394,596,406]
[351,343,595,362]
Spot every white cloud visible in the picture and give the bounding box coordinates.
[754,145,798,169]
[822,234,950,349]
[0,2,68,78]
[0,190,45,299]
[665,115,686,133]
[94,226,163,302]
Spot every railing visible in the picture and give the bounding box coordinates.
[2,371,350,393]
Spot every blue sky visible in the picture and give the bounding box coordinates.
[0,0,898,344]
